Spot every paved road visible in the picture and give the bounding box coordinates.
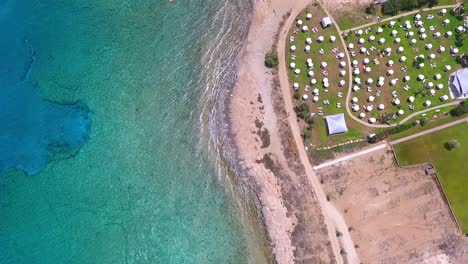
[344,4,458,33]
[391,117,468,145]
[313,144,387,170]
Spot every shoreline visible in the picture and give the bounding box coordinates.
[227,0,340,263]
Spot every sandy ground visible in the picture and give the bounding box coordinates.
[229,0,342,263]
[321,0,373,13]
[318,148,468,263]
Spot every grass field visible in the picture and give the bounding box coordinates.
[389,105,467,140]
[393,122,468,233]
[286,5,369,147]
[335,0,457,31]
[344,9,465,125]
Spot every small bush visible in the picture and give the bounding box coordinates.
[295,103,310,120]
[368,132,386,144]
[365,3,377,14]
[446,139,461,150]
[293,90,301,100]
[302,127,312,139]
[389,123,413,134]
[382,0,402,16]
[264,50,279,68]
[305,115,315,125]
[419,117,428,126]
[450,101,468,117]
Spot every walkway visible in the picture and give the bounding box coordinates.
[391,117,468,144]
[313,117,468,170]
[344,4,459,33]
[323,3,462,128]
[313,143,387,170]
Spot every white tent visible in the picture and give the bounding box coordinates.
[451,68,468,98]
[325,113,348,135]
[321,17,332,28]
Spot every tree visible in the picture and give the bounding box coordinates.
[447,140,461,150]
[264,50,279,68]
[382,0,402,16]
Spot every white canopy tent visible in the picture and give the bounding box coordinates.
[325,113,348,135]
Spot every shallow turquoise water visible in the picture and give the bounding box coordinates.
[0,0,258,263]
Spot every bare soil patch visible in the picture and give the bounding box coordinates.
[318,148,468,263]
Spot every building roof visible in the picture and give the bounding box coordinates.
[453,68,468,96]
[325,113,348,135]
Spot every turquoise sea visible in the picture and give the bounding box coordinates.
[0,0,268,263]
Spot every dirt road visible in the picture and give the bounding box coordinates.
[277,4,359,264]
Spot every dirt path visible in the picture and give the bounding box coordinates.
[344,4,459,33]
[391,116,468,144]
[277,3,359,264]
[313,144,387,170]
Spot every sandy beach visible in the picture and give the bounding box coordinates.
[229,0,467,263]
[229,0,342,263]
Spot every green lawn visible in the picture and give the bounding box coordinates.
[393,123,468,233]
[335,0,457,31]
[389,106,467,140]
[286,5,369,147]
[344,9,465,125]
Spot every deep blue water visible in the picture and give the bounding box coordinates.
[0,1,90,175]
